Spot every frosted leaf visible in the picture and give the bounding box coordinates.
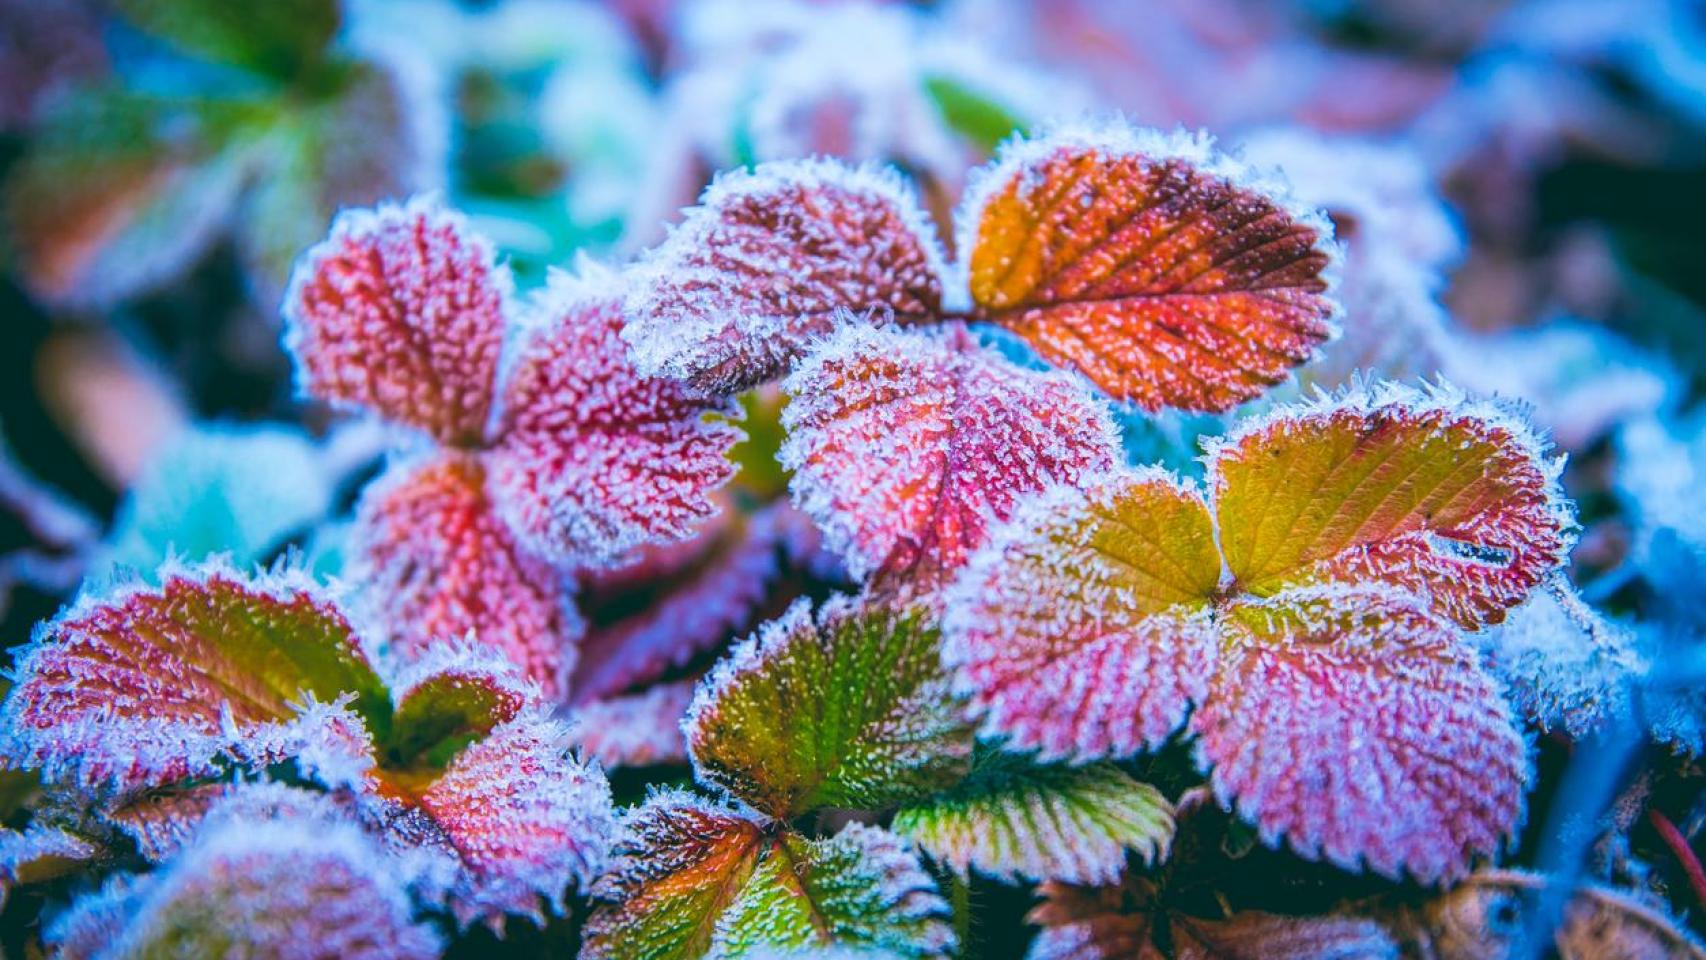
[1027,878,1399,960]
[941,470,1222,762]
[715,823,955,959]
[100,422,336,575]
[782,324,1120,592]
[385,642,532,775]
[1392,869,1706,960]
[0,825,99,901]
[892,750,1173,885]
[1208,380,1575,629]
[0,561,389,795]
[959,121,1338,412]
[586,794,951,960]
[572,500,823,706]
[283,194,508,447]
[349,454,581,700]
[1190,585,1527,884]
[570,680,695,768]
[686,596,972,819]
[107,781,341,864]
[416,711,614,929]
[45,813,440,960]
[624,159,947,393]
[583,791,769,960]
[488,267,741,567]
[1472,581,1643,738]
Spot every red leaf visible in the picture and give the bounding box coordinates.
[961,122,1338,412]
[350,454,582,700]
[624,159,947,393]
[284,195,508,447]
[782,324,1120,594]
[1190,585,1527,883]
[487,268,742,567]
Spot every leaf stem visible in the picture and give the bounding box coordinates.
[950,871,972,950]
[1648,808,1706,912]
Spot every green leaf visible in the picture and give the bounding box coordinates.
[717,826,954,958]
[685,597,973,820]
[114,0,341,78]
[892,750,1173,885]
[583,792,954,960]
[384,649,529,774]
[922,74,1027,152]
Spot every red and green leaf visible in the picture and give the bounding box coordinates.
[942,469,1222,762]
[583,792,953,960]
[1208,381,1574,628]
[959,121,1338,412]
[685,596,972,819]
[283,195,508,448]
[1190,585,1527,884]
[782,324,1120,594]
[624,159,947,394]
[0,562,389,794]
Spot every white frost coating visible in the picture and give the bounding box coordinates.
[1203,375,1577,556]
[46,813,441,960]
[570,680,694,768]
[949,115,1345,331]
[1618,414,1706,556]
[492,256,629,429]
[1473,580,1644,738]
[779,322,1121,583]
[621,157,949,388]
[0,825,97,888]
[281,192,513,437]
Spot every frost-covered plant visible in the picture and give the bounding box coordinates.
[0,560,613,931]
[283,196,742,701]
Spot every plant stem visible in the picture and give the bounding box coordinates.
[1649,808,1706,911]
[950,871,972,950]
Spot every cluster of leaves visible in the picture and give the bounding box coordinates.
[2,109,1702,960]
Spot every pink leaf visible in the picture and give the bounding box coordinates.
[1190,585,1528,884]
[283,194,508,447]
[569,680,695,768]
[416,711,615,929]
[487,267,742,566]
[46,811,441,960]
[349,454,582,700]
[942,470,1223,762]
[624,159,947,393]
[782,324,1120,594]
